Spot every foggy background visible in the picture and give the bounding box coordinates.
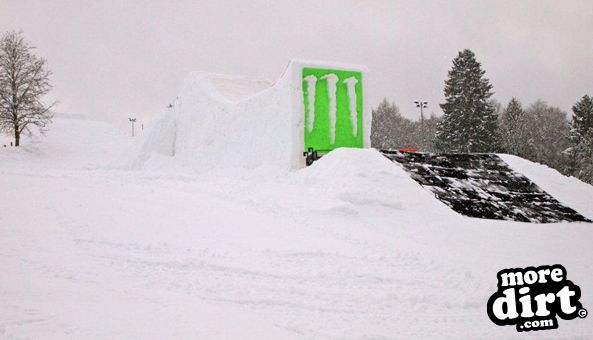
[1,0,592,125]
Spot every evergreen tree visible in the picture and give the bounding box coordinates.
[501,98,523,126]
[436,49,500,152]
[500,98,533,157]
[418,113,441,152]
[371,98,394,148]
[570,94,593,142]
[567,95,593,184]
[371,98,405,149]
[569,130,593,184]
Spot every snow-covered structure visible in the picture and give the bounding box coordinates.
[133,60,371,172]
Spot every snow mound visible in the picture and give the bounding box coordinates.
[294,148,455,216]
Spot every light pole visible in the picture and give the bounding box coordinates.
[414,100,428,147]
[128,117,137,137]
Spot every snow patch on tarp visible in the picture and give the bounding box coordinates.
[500,154,593,221]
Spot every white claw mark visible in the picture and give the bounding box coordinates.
[343,77,358,137]
[304,75,317,133]
[321,74,338,144]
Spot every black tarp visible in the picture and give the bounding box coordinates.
[381,151,591,223]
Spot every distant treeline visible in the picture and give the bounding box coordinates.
[372,49,593,185]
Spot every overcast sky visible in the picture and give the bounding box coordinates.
[2,0,592,124]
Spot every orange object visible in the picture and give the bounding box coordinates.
[399,148,417,153]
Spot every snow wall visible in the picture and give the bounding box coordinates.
[129,60,371,172]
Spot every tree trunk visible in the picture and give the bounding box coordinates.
[14,126,20,147]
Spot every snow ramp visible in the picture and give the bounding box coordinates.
[381,150,591,223]
[126,60,371,173]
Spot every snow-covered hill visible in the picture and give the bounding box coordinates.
[1,115,592,339]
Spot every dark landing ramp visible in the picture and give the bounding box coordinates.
[381,151,591,223]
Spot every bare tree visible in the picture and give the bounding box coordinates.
[0,31,53,146]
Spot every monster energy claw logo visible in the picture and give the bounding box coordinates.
[302,68,363,151]
[344,76,359,137]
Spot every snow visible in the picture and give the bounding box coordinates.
[205,73,273,103]
[123,60,371,173]
[1,115,593,339]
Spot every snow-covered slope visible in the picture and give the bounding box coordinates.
[500,153,593,221]
[0,113,128,170]
[1,116,592,339]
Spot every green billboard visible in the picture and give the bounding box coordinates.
[302,68,363,152]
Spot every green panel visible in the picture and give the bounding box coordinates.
[302,68,363,152]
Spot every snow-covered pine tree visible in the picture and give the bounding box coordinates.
[570,95,593,142]
[567,95,593,184]
[371,98,404,149]
[436,49,500,153]
[570,130,593,184]
[500,98,533,157]
[501,98,523,127]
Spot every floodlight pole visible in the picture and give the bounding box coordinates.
[414,100,428,147]
[128,117,137,137]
